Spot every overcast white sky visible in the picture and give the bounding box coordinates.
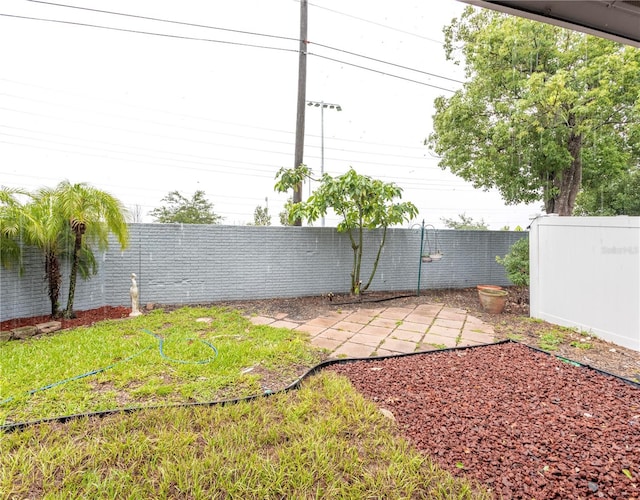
[0,0,542,228]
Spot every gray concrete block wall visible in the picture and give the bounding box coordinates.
[0,224,526,322]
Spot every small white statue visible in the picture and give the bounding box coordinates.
[129,273,142,317]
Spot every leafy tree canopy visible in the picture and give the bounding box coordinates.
[496,237,529,287]
[575,166,640,216]
[441,213,488,230]
[428,7,640,215]
[275,166,417,295]
[251,204,271,226]
[149,191,222,224]
[279,197,294,226]
[0,187,27,272]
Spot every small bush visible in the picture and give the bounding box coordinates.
[496,237,529,286]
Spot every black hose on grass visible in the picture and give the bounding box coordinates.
[1,340,637,433]
[0,329,218,407]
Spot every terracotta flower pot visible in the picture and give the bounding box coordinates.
[478,288,508,314]
[476,284,503,293]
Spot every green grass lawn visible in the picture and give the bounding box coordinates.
[1,372,489,499]
[1,306,324,425]
[1,309,491,498]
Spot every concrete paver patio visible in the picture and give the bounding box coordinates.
[248,302,495,358]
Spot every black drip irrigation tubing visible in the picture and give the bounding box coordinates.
[2,339,638,434]
[328,292,416,307]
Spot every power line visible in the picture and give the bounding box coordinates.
[310,41,464,84]
[23,0,461,84]
[308,53,456,92]
[26,0,300,42]
[0,127,445,175]
[3,77,436,151]
[1,13,455,89]
[0,13,299,53]
[0,125,465,188]
[1,7,463,90]
[305,1,444,44]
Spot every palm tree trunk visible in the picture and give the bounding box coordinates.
[45,249,61,317]
[63,229,83,319]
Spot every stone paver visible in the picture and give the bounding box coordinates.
[312,337,343,350]
[404,313,436,324]
[316,328,354,342]
[349,332,385,347]
[391,330,423,343]
[332,321,365,333]
[378,307,415,320]
[270,320,301,329]
[421,334,458,348]
[250,301,497,359]
[332,342,376,358]
[369,317,402,329]
[395,321,427,333]
[459,330,494,343]
[305,316,342,328]
[414,304,443,315]
[342,312,374,325]
[428,325,460,339]
[433,318,464,330]
[359,324,394,337]
[294,324,327,336]
[374,348,399,356]
[380,337,417,353]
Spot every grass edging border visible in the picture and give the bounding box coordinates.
[2,339,637,433]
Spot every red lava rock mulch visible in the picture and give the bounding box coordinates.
[0,306,130,332]
[327,342,640,499]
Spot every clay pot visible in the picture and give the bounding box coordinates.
[478,288,508,314]
[477,284,503,293]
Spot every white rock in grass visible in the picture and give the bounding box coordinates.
[379,408,396,422]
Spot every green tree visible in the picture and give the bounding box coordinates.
[0,187,26,272]
[428,7,640,216]
[279,197,294,226]
[574,166,640,215]
[16,182,128,318]
[149,191,222,224]
[252,204,272,226]
[20,187,70,317]
[275,166,417,295]
[441,213,488,230]
[52,181,129,318]
[496,237,529,287]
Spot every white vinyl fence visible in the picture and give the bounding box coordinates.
[530,216,640,351]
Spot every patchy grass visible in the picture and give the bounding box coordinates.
[0,373,490,499]
[570,340,593,350]
[537,329,565,351]
[0,307,324,425]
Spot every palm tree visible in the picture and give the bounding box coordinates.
[53,181,129,319]
[21,186,71,317]
[0,187,27,273]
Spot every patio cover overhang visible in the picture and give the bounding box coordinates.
[458,0,640,48]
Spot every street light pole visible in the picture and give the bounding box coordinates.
[306,100,342,227]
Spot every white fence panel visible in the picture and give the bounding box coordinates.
[530,216,640,351]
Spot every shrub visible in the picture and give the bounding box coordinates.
[496,237,529,286]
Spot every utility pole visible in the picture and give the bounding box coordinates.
[292,0,308,226]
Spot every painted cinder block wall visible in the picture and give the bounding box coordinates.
[0,224,525,322]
